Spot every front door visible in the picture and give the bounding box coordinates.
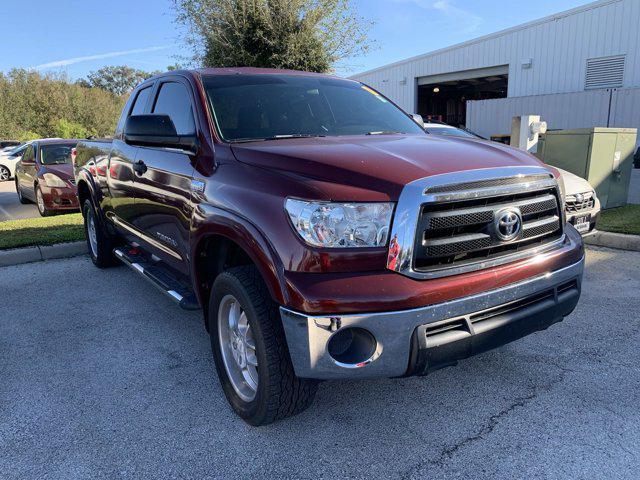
[108,85,153,226]
[129,79,197,274]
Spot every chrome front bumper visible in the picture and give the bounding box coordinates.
[280,255,584,380]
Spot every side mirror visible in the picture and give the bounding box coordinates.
[411,113,425,128]
[124,115,198,152]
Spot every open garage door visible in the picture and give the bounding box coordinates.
[417,65,508,127]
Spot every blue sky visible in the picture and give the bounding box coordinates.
[0,0,590,79]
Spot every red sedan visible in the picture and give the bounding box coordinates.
[14,139,79,216]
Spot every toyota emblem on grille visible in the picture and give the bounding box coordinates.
[494,208,522,241]
[575,193,584,204]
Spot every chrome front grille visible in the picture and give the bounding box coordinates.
[414,189,563,272]
[565,191,595,213]
[386,167,566,280]
[423,174,552,194]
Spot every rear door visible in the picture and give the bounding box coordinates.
[18,143,37,199]
[108,84,153,226]
[129,78,197,274]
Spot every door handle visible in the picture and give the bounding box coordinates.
[133,159,147,175]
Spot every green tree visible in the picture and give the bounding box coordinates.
[53,119,95,139]
[85,65,157,96]
[0,69,125,140]
[173,0,373,73]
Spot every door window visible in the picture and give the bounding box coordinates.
[152,82,195,135]
[130,86,152,116]
[21,145,35,163]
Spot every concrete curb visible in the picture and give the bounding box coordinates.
[584,230,640,252]
[0,241,87,268]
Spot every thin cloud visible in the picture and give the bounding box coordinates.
[33,46,173,69]
[433,0,482,32]
[390,0,482,33]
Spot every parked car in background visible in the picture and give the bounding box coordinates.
[0,143,30,181]
[0,140,21,151]
[423,123,599,236]
[74,69,583,426]
[14,139,79,216]
[556,168,600,236]
[423,121,484,139]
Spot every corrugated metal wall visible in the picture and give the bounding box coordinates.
[353,0,640,114]
[466,87,640,145]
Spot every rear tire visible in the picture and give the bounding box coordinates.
[83,198,119,268]
[16,180,30,204]
[209,265,318,426]
[0,166,10,182]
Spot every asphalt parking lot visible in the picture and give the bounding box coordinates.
[0,180,38,222]
[1,247,639,479]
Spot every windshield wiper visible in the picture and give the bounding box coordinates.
[264,134,326,140]
[229,134,326,144]
[365,131,405,135]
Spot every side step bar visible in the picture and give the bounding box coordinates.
[114,248,201,311]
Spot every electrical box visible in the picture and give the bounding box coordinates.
[510,115,547,154]
[537,127,637,209]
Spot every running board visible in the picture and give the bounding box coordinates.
[114,247,201,311]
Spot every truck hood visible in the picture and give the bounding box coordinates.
[230,134,546,199]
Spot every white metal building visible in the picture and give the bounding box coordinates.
[350,0,640,143]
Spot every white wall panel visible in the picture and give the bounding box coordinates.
[466,90,613,139]
[466,87,640,145]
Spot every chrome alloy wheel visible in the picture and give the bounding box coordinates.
[36,188,45,214]
[218,294,259,402]
[0,166,9,181]
[87,209,98,257]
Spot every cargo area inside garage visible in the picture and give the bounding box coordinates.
[416,70,508,127]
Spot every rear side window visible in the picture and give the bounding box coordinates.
[152,82,195,135]
[22,145,35,162]
[130,86,152,116]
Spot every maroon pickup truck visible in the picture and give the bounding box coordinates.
[74,68,584,425]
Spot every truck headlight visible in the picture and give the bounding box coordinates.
[285,199,394,248]
[43,173,67,188]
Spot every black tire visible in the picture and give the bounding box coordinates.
[35,185,52,217]
[16,180,30,204]
[83,198,119,268]
[209,265,318,426]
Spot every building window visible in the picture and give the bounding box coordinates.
[585,55,625,90]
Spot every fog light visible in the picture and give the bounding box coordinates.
[327,327,377,367]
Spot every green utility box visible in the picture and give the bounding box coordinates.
[537,128,638,209]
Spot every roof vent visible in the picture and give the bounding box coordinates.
[585,55,625,90]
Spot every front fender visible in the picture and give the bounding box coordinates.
[190,203,289,307]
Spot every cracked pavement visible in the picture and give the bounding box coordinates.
[1,247,639,479]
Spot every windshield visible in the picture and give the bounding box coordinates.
[8,144,27,157]
[425,126,479,139]
[202,74,425,142]
[39,144,76,165]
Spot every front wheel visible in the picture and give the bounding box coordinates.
[0,166,10,182]
[210,265,318,426]
[35,186,52,217]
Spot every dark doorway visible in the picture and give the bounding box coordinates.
[417,74,508,127]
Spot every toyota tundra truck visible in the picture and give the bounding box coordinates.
[74,68,584,426]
